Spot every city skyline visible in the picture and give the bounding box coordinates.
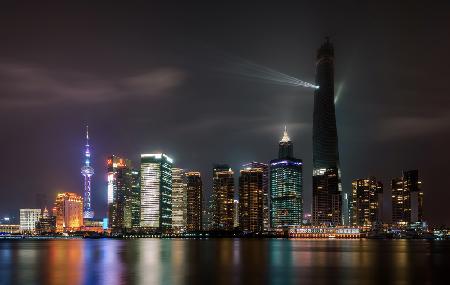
[0,2,449,226]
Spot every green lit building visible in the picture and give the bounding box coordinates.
[270,128,303,228]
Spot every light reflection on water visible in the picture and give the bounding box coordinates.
[0,239,448,285]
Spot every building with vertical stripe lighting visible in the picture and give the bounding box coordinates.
[140,153,173,231]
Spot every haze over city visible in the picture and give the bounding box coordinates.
[1,1,449,227]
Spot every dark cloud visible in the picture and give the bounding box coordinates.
[0,63,185,107]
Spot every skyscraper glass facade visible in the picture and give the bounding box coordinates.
[270,128,303,228]
[211,164,234,231]
[312,38,342,226]
[172,168,187,232]
[186,171,202,232]
[140,154,173,231]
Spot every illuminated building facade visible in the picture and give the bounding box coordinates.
[107,155,132,232]
[270,128,303,228]
[312,38,342,226]
[243,162,269,231]
[140,153,173,231]
[392,170,423,226]
[81,125,94,220]
[211,164,235,231]
[54,192,83,232]
[186,171,202,232]
[239,166,264,232]
[350,177,383,228]
[172,168,187,232]
[35,207,56,234]
[130,169,141,228]
[19,209,41,233]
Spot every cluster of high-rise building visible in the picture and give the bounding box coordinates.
[3,39,426,236]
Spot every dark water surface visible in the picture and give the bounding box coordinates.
[0,239,448,285]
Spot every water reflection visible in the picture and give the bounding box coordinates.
[0,239,448,284]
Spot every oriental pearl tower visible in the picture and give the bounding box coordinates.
[81,124,94,220]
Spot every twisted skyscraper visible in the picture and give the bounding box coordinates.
[81,125,94,220]
[312,38,342,226]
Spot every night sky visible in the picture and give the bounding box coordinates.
[1,2,449,225]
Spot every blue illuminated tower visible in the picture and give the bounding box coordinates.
[81,125,94,220]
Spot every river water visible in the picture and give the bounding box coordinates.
[0,239,448,285]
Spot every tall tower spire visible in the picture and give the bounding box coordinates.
[81,124,94,220]
[278,126,293,159]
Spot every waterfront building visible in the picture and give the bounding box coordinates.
[0,224,20,234]
[130,169,141,228]
[239,166,264,232]
[312,38,343,226]
[81,125,94,220]
[392,170,423,226]
[342,193,350,226]
[140,153,173,231]
[243,162,269,231]
[270,128,303,228]
[211,165,234,231]
[172,168,187,232]
[234,199,239,229]
[107,155,132,232]
[350,177,383,228]
[186,171,202,232]
[35,207,56,234]
[19,209,41,234]
[54,192,83,232]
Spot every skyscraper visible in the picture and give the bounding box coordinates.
[81,125,94,220]
[312,38,342,226]
[54,192,83,233]
[19,209,41,234]
[350,177,383,228]
[107,155,134,232]
[392,170,423,226]
[211,164,234,231]
[172,168,187,232]
[130,169,141,228]
[35,207,56,234]
[239,166,264,232]
[186,171,202,232]
[270,128,303,228]
[243,162,269,231]
[140,153,173,231]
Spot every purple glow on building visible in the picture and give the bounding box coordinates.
[81,125,94,219]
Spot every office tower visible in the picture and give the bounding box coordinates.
[211,164,234,231]
[186,171,202,232]
[312,38,342,226]
[342,193,350,226]
[392,170,423,226]
[81,125,94,220]
[130,169,141,228]
[54,192,83,232]
[239,166,264,232]
[234,200,239,229]
[140,153,173,231]
[107,156,132,232]
[243,162,269,231]
[172,168,187,232]
[35,207,56,234]
[270,128,303,228]
[19,209,41,234]
[350,177,383,227]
